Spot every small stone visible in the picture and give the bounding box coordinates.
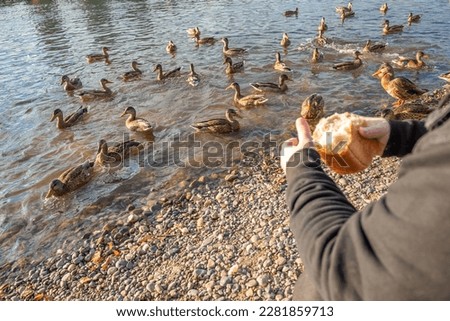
[127,213,139,224]
[257,274,270,287]
[219,276,231,287]
[228,264,239,276]
[246,279,258,288]
[245,288,254,297]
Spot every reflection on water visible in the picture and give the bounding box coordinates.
[1,0,449,264]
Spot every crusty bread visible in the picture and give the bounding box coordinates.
[312,112,384,174]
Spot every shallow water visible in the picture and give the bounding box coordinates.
[1,0,449,264]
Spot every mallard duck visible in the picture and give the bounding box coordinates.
[280,33,291,47]
[166,40,177,54]
[283,7,298,17]
[408,12,422,24]
[363,40,386,53]
[220,37,247,56]
[274,52,292,72]
[187,63,200,87]
[311,47,324,63]
[250,74,291,93]
[60,75,82,91]
[153,64,181,81]
[50,106,88,129]
[46,160,94,198]
[95,139,143,166]
[438,71,450,82]
[394,51,429,69]
[226,82,268,108]
[333,51,363,70]
[223,56,244,74]
[76,78,113,101]
[186,27,200,37]
[193,33,215,45]
[383,20,404,34]
[380,3,388,14]
[372,63,428,106]
[86,47,109,63]
[380,108,428,121]
[120,106,153,134]
[314,30,329,46]
[191,109,241,133]
[318,17,328,32]
[300,94,325,131]
[120,61,142,81]
[336,2,352,14]
[340,10,355,20]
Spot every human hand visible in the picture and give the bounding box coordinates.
[358,116,390,155]
[280,118,314,174]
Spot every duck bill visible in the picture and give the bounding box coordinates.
[372,69,382,77]
[45,189,53,198]
[120,111,126,117]
[50,114,56,122]
[225,84,234,90]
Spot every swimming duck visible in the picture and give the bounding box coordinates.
[311,47,324,63]
[50,106,88,129]
[186,27,200,37]
[250,74,291,93]
[408,12,422,24]
[336,2,352,14]
[187,63,200,87]
[220,37,247,56]
[223,56,244,74]
[95,139,143,166]
[394,51,429,69]
[363,40,386,53]
[383,20,404,34]
[46,160,94,198]
[120,61,142,81]
[274,52,292,72]
[166,40,177,54]
[283,7,298,17]
[226,82,268,108]
[193,33,215,45]
[60,75,82,91]
[340,10,355,20]
[300,94,325,131]
[280,33,291,47]
[318,17,328,32]
[76,78,113,101]
[86,47,109,63]
[333,51,363,70]
[153,64,182,81]
[191,109,241,134]
[438,71,450,83]
[372,63,428,106]
[380,108,428,121]
[380,3,388,14]
[120,106,153,134]
[314,30,329,46]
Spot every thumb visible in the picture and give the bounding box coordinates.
[358,121,389,139]
[295,117,312,139]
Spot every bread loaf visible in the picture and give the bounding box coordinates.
[312,112,384,174]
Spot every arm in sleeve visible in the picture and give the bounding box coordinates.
[382,120,427,157]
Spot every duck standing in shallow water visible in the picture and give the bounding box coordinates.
[332,51,363,70]
[220,37,247,56]
[226,82,268,108]
[250,74,291,93]
[120,61,143,81]
[191,109,241,134]
[60,75,82,91]
[76,78,114,102]
[46,160,94,198]
[86,47,109,63]
[223,56,244,75]
[372,63,428,106]
[50,106,88,129]
[153,64,181,81]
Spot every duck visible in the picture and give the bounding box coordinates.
[380,3,388,14]
[76,78,113,101]
[60,75,82,91]
[274,52,292,72]
[250,74,291,93]
[226,82,268,108]
[372,63,428,106]
[394,51,429,69]
[283,7,298,17]
[408,12,422,24]
[187,63,200,87]
[438,71,450,83]
[314,30,329,46]
[300,94,325,131]
[280,33,291,47]
[166,40,177,54]
[191,109,241,134]
[120,106,153,134]
[363,40,386,53]
[336,2,352,14]
[340,10,355,20]
[186,27,200,37]
[220,37,247,56]
[193,33,215,45]
[86,47,109,63]
[50,106,88,129]
[120,61,142,81]
[46,160,94,198]
[383,20,404,34]
[332,51,363,70]
[223,56,244,74]
[318,17,328,32]
[95,139,143,166]
[380,108,428,121]
[311,47,324,63]
[153,64,182,81]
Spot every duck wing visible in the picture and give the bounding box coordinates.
[191,119,232,133]
[64,106,88,124]
[163,67,182,78]
[390,77,428,99]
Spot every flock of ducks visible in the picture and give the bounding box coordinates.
[49,2,449,198]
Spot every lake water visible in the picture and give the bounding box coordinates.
[1,0,449,264]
